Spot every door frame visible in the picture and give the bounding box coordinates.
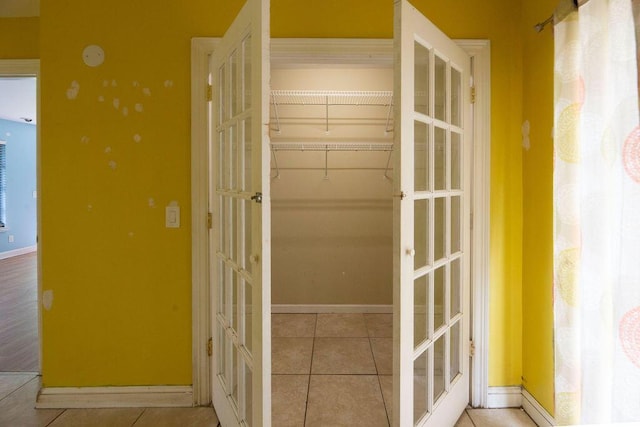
[0,58,41,374]
[190,38,490,408]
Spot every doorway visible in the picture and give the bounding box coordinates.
[0,61,40,379]
[269,64,394,424]
[191,36,491,423]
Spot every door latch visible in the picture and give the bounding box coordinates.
[251,192,263,204]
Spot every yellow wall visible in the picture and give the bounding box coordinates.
[0,17,39,59]
[37,0,524,388]
[521,0,556,415]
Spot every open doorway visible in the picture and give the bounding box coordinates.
[0,67,39,376]
[269,64,395,424]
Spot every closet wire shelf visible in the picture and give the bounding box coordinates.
[270,142,394,181]
[271,90,394,133]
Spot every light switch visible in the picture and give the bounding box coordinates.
[166,206,180,228]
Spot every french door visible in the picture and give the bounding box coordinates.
[209,0,271,426]
[393,1,472,426]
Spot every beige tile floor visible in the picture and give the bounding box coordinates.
[271,313,539,427]
[0,312,538,426]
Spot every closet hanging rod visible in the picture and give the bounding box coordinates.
[270,142,394,152]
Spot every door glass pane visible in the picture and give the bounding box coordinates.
[232,342,239,406]
[230,49,238,116]
[218,259,226,315]
[414,199,428,270]
[434,197,445,261]
[434,265,445,331]
[244,200,252,274]
[434,55,446,121]
[219,196,226,255]
[414,351,428,424]
[451,132,461,190]
[217,323,227,385]
[244,280,253,354]
[414,274,428,347]
[414,121,429,191]
[231,199,239,260]
[451,67,462,127]
[230,124,238,190]
[218,130,226,189]
[450,321,461,383]
[232,270,239,332]
[243,35,251,111]
[434,334,445,402]
[434,127,446,191]
[244,361,253,426]
[450,258,461,317]
[451,196,461,254]
[244,118,252,192]
[219,64,226,122]
[414,42,430,116]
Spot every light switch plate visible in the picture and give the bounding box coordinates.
[166,206,180,228]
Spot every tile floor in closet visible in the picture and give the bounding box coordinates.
[271,312,538,427]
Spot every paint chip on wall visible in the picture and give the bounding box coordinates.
[134,103,143,113]
[133,134,142,143]
[66,81,80,100]
[164,80,173,88]
[122,106,129,116]
[81,136,90,144]
[148,198,155,208]
[42,290,53,311]
[108,160,117,170]
[113,98,120,110]
[142,88,151,97]
[522,120,531,151]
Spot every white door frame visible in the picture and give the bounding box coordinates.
[0,59,41,374]
[190,38,490,408]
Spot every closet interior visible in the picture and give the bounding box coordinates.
[270,66,394,307]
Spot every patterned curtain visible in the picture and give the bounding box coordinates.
[553,0,640,424]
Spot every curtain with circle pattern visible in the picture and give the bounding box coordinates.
[554,0,640,424]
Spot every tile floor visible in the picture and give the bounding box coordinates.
[271,313,539,427]
[0,312,538,426]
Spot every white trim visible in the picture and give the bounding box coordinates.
[487,386,522,408]
[522,388,556,426]
[191,37,491,411]
[36,386,193,409]
[459,39,492,409]
[0,244,37,260]
[0,59,41,375]
[190,37,220,407]
[271,304,393,314]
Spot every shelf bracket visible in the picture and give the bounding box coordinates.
[272,96,282,134]
[383,150,393,180]
[385,103,394,134]
[324,145,329,180]
[271,147,281,179]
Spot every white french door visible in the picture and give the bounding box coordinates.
[209,0,271,426]
[393,1,471,426]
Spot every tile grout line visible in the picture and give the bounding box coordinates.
[0,374,37,405]
[302,313,318,427]
[130,407,146,426]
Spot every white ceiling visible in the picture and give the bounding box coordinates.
[0,0,39,17]
[0,78,37,124]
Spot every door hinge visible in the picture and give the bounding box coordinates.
[207,84,213,102]
[470,340,476,357]
[207,212,213,230]
[207,337,213,357]
[393,191,406,200]
[470,86,476,104]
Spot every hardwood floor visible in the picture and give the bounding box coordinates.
[0,252,39,372]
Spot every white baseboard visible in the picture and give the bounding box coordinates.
[271,304,393,314]
[487,386,522,408]
[36,386,193,409]
[0,244,37,260]
[522,388,555,426]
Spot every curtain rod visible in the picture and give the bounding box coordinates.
[534,0,580,32]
